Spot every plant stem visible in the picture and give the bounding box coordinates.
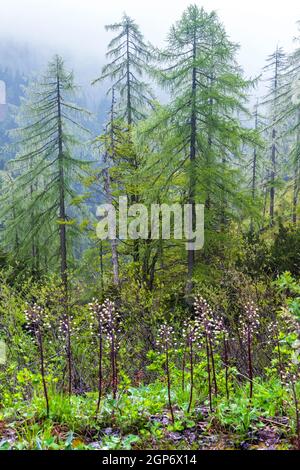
[96,323,103,416]
[205,333,212,412]
[166,346,175,423]
[66,316,72,397]
[37,330,49,418]
[187,340,194,413]
[224,334,229,400]
[209,336,218,397]
[247,325,253,401]
[111,330,117,400]
[182,346,186,392]
[291,381,300,450]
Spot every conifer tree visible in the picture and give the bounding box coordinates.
[262,47,286,226]
[93,14,154,124]
[143,5,256,287]
[276,31,300,224]
[0,55,90,287]
[93,14,155,262]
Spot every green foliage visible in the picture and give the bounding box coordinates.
[1,2,300,453]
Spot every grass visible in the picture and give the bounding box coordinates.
[0,373,295,450]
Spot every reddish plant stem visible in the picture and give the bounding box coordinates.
[166,346,175,423]
[182,347,186,392]
[205,333,212,412]
[37,329,49,418]
[224,334,229,401]
[111,330,117,400]
[291,381,300,450]
[209,336,218,397]
[187,340,194,413]
[66,316,72,397]
[96,322,103,416]
[247,325,253,401]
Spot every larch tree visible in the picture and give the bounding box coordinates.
[262,47,287,227]
[95,88,120,287]
[143,5,256,290]
[249,100,265,234]
[93,13,154,124]
[277,31,300,224]
[0,55,90,289]
[93,14,155,263]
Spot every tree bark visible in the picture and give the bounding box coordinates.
[270,50,279,227]
[250,103,258,233]
[56,59,68,292]
[103,88,120,287]
[292,110,300,225]
[187,31,197,292]
[56,58,71,396]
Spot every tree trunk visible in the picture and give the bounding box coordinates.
[250,103,258,233]
[103,88,120,287]
[56,60,68,292]
[56,58,71,396]
[292,110,300,225]
[124,26,139,262]
[270,51,279,227]
[270,128,276,226]
[187,32,197,292]
[103,158,120,287]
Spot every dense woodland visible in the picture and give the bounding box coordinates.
[0,5,300,451]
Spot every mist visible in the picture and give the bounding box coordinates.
[0,0,299,83]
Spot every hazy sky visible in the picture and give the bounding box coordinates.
[1,0,300,81]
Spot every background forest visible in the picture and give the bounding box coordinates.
[0,3,300,451]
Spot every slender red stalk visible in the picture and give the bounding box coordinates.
[96,321,103,415]
[37,329,49,418]
[187,340,194,413]
[166,346,174,423]
[182,347,186,392]
[247,324,253,400]
[66,315,72,397]
[224,334,229,401]
[291,381,300,450]
[205,333,212,412]
[209,336,218,397]
[111,329,117,400]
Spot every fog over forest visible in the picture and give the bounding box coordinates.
[1,1,300,455]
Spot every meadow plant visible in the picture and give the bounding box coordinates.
[182,319,201,413]
[239,302,259,400]
[157,323,176,423]
[25,304,50,417]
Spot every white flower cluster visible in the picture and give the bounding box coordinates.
[182,319,201,347]
[57,311,80,341]
[156,323,176,351]
[24,303,50,339]
[88,298,107,337]
[239,301,260,339]
[193,296,224,339]
[88,299,121,348]
[265,319,280,346]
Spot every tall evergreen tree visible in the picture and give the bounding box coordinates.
[93,14,154,124]
[0,56,90,287]
[277,30,300,224]
[93,14,155,262]
[143,5,256,288]
[262,47,287,227]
